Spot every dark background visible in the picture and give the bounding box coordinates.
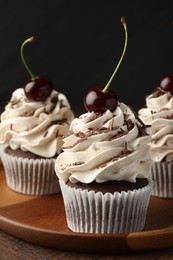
[0,0,173,114]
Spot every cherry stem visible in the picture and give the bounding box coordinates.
[102,17,128,93]
[20,36,36,80]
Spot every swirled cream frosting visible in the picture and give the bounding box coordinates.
[55,102,151,184]
[0,88,74,157]
[138,89,173,162]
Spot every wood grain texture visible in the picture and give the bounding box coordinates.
[0,163,173,255]
[0,230,173,259]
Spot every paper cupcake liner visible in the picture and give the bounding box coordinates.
[1,151,60,195]
[0,144,7,158]
[151,161,173,198]
[59,179,152,234]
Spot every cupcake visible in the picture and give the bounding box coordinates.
[0,88,74,195]
[55,17,152,234]
[0,36,74,195]
[138,75,173,198]
[55,101,152,233]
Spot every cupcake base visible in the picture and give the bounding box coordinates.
[1,148,60,195]
[59,179,152,234]
[151,161,173,198]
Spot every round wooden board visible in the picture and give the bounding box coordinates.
[0,163,173,253]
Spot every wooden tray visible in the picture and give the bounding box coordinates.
[0,164,173,253]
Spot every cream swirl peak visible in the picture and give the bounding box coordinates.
[55,102,151,184]
[0,88,74,157]
[138,89,173,162]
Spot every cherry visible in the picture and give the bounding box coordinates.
[21,36,53,101]
[84,86,117,113]
[84,17,128,113]
[158,75,173,94]
[24,76,53,101]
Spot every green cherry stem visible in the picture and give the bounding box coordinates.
[102,17,128,93]
[20,36,36,80]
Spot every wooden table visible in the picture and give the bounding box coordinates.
[0,229,173,259]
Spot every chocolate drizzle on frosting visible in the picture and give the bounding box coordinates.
[97,148,133,169]
[55,102,151,184]
[0,88,74,157]
[128,106,148,136]
[60,161,84,171]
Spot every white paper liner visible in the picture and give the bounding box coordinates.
[59,179,152,234]
[0,144,7,158]
[1,151,60,195]
[151,161,173,198]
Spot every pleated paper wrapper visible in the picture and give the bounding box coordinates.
[151,161,173,198]
[1,151,60,195]
[59,179,152,234]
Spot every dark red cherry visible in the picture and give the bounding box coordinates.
[84,17,127,113]
[158,75,173,94]
[24,76,53,101]
[84,86,118,113]
[20,36,53,102]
